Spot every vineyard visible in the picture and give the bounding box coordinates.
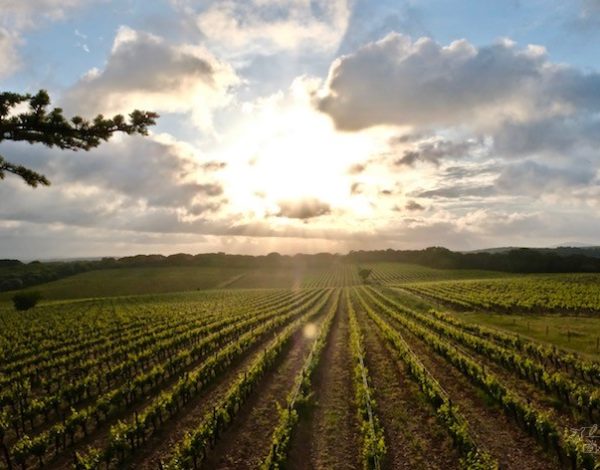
[1,264,599,469]
[402,275,600,314]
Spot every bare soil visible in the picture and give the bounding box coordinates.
[287,298,361,470]
[199,315,327,469]
[356,304,462,470]
[378,308,562,469]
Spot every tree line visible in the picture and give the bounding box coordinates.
[3,246,600,293]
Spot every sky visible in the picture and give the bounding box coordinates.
[1,0,600,259]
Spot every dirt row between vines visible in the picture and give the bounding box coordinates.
[49,292,326,470]
[198,306,330,469]
[354,300,462,470]
[286,295,361,470]
[382,287,592,429]
[364,293,561,469]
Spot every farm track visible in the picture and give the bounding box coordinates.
[286,294,360,470]
[354,300,461,470]
[370,298,562,469]
[198,309,329,469]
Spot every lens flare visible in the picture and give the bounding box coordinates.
[303,323,318,339]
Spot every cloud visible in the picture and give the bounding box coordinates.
[492,115,600,159]
[62,27,239,130]
[415,185,496,199]
[316,32,600,214]
[0,133,227,234]
[0,0,98,78]
[276,198,331,219]
[0,0,96,29]
[337,0,429,55]
[200,161,227,171]
[347,163,366,174]
[405,200,425,211]
[184,0,351,57]
[393,137,480,166]
[575,0,600,26]
[350,182,363,195]
[0,28,20,78]
[317,33,599,131]
[495,160,596,194]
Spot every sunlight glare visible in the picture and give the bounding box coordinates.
[216,88,387,221]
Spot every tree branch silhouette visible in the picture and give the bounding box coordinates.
[0,90,158,187]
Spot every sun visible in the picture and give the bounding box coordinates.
[215,88,386,221]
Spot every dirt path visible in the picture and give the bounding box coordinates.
[355,304,462,470]
[200,314,327,469]
[377,308,562,469]
[287,297,360,470]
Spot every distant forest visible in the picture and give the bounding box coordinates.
[2,246,600,292]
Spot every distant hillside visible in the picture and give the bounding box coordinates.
[469,246,600,258]
[4,245,600,293]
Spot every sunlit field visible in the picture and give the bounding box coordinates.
[1,263,599,470]
[3,1,600,469]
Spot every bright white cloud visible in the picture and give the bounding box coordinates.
[212,78,393,225]
[317,33,595,131]
[62,27,239,131]
[185,0,351,57]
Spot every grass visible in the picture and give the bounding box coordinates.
[386,286,600,360]
[0,266,248,301]
[0,264,350,304]
[453,311,600,359]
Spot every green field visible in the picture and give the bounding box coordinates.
[0,264,361,302]
[451,311,600,358]
[1,263,600,470]
[0,266,248,301]
[1,262,507,303]
[403,274,600,313]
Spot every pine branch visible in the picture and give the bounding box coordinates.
[0,155,50,187]
[0,90,158,186]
